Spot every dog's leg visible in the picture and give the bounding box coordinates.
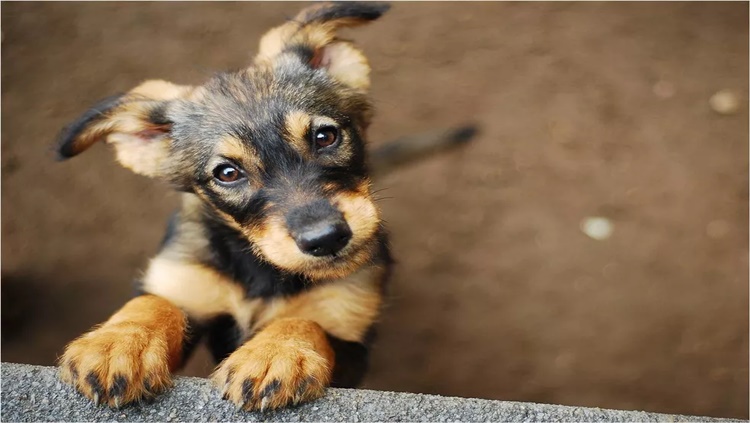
[212,318,334,412]
[212,264,385,411]
[58,295,186,407]
[326,334,371,388]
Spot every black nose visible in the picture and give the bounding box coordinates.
[294,221,352,257]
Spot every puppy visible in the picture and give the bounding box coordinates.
[55,1,474,411]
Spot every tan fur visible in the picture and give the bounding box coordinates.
[260,265,385,342]
[157,194,213,263]
[257,24,333,65]
[109,131,171,177]
[108,80,193,176]
[250,211,377,281]
[58,3,395,413]
[321,42,371,92]
[310,115,338,130]
[251,216,312,274]
[191,188,249,236]
[142,255,383,343]
[212,318,334,411]
[129,79,193,101]
[256,1,374,63]
[58,295,186,407]
[285,111,312,155]
[331,184,380,252]
[142,257,264,337]
[66,79,194,175]
[211,137,266,192]
[255,5,373,92]
[243,180,379,281]
[215,136,255,164]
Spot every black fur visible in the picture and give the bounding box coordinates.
[55,93,124,159]
[148,103,173,127]
[327,335,370,387]
[181,317,207,364]
[301,2,391,25]
[203,214,312,299]
[55,3,406,403]
[285,199,345,235]
[159,212,180,250]
[205,314,245,363]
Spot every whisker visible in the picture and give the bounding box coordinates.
[371,186,391,195]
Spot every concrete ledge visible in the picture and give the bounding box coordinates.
[1,363,742,422]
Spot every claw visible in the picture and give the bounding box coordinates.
[114,397,121,409]
[260,396,270,412]
[68,363,79,380]
[92,392,100,406]
[293,377,313,405]
[241,379,254,404]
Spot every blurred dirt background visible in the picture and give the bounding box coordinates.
[2,2,748,419]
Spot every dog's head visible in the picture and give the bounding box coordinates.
[56,2,390,281]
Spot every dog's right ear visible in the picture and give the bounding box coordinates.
[55,80,193,178]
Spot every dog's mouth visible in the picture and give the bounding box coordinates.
[251,222,377,281]
[249,200,379,280]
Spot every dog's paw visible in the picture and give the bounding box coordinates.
[59,322,174,407]
[212,321,333,411]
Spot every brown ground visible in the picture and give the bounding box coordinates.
[2,2,748,419]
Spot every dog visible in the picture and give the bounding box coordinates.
[55,2,475,411]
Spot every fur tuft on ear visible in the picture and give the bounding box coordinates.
[255,2,390,92]
[55,80,193,177]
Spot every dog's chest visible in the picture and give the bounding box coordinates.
[142,257,384,343]
[142,257,283,336]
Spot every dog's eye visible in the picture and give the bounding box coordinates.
[313,126,339,149]
[213,164,244,184]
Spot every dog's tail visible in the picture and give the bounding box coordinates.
[369,124,479,177]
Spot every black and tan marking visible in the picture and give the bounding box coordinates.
[55,1,475,412]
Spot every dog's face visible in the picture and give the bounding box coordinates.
[56,2,389,281]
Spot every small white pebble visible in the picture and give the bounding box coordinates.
[709,89,740,115]
[580,217,613,240]
[312,406,319,411]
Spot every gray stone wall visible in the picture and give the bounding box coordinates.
[1,363,742,422]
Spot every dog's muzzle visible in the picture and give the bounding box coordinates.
[286,199,352,257]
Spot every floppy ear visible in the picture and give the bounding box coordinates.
[55,80,193,177]
[255,1,390,93]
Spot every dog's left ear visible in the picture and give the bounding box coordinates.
[255,1,390,93]
[56,80,193,177]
